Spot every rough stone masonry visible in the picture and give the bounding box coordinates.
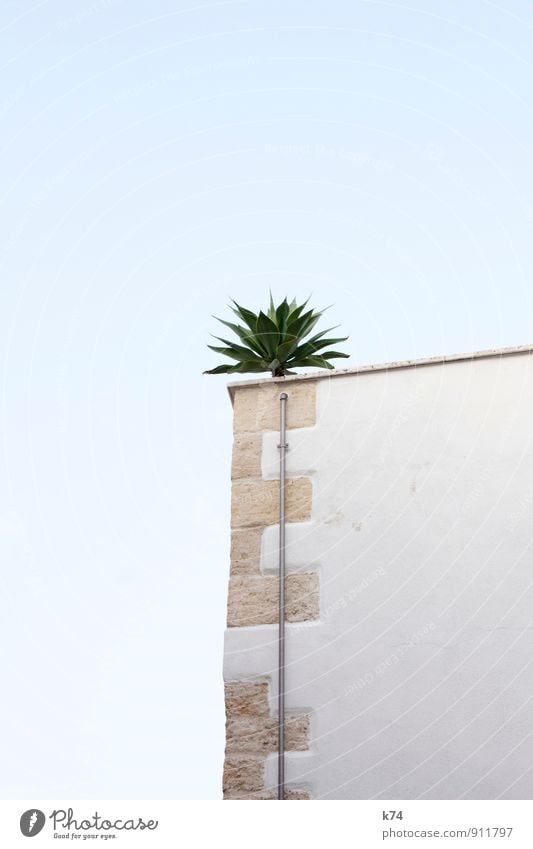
[223,380,319,799]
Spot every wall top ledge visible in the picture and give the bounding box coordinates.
[225,343,533,405]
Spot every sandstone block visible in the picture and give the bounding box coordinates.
[223,677,312,799]
[224,679,270,717]
[226,713,310,754]
[231,432,263,479]
[227,572,319,627]
[223,755,265,795]
[230,527,263,575]
[233,382,316,433]
[224,788,310,800]
[231,477,312,528]
[261,788,311,800]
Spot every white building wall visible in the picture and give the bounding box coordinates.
[224,350,533,799]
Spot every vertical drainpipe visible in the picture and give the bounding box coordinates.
[278,392,288,800]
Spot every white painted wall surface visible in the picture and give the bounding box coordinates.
[224,352,533,799]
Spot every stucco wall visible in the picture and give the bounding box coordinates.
[224,348,533,799]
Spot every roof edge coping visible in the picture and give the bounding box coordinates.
[223,343,533,405]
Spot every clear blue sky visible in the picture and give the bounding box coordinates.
[1,0,532,800]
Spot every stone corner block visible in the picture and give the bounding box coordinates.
[233,382,317,433]
[224,679,270,717]
[231,477,312,529]
[231,432,263,480]
[227,572,319,627]
[230,526,263,575]
[223,677,312,799]
[223,755,265,796]
[225,713,310,755]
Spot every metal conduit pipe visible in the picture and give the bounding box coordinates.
[277,392,288,800]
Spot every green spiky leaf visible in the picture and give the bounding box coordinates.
[213,317,268,357]
[202,364,235,374]
[318,350,350,359]
[207,343,265,364]
[255,311,280,352]
[204,294,349,376]
[229,300,259,333]
[289,355,336,369]
[275,335,301,362]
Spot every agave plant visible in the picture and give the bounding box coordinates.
[203,293,349,377]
